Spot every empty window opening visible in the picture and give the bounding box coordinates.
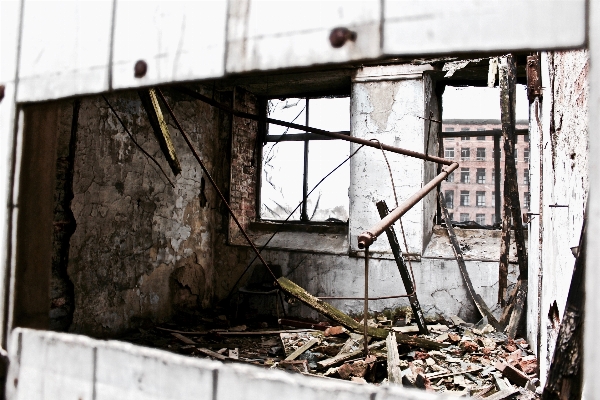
[440,85,530,227]
[260,96,350,222]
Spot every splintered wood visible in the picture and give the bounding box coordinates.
[277,277,445,350]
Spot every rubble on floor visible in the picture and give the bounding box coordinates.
[120,313,541,398]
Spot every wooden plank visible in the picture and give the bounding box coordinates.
[338,333,364,355]
[197,348,227,361]
[499,55,529,337]
[138,88,182,175]
[285,338,319,361]
[317,340,386,370]
[425,366,483,380]
[171,333,195,345]
[386,332,402,384]
[376,200,428,334]
[438,193,502,331]
[277,277,446,350]
[155,326,314,335]
[383,0,586,56]
[542,213,586,400]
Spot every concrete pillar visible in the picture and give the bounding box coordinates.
[349,64,439,256]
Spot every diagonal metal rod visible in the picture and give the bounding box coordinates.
[174,86,453,166]
[155,88,277,282]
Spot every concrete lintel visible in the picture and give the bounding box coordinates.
[352,64,434,83]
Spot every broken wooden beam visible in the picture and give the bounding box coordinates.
[197,348,227,361]
[285,338,319,361]
[276,277,446,350]
[317,340,386,369]
[171,332,195,345]
[438,192,502,331]
[138,88,182,175]
[386,332,402,384]
[498,54,529,335]
[376,200,428,334]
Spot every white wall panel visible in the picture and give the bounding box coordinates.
[111,0,227,90]
[226,0,381,73]
[384,0,586,56]
[17,0,113,102]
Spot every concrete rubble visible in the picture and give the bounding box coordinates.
[121,311,540,399]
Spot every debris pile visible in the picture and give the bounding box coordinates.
[121,312,541,398]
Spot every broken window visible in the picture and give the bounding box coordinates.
[445,190,454,209]
[445,147,455,159]
[460,191,470,206]
[461,168,470,183]
[476,168,486,184]
[476,213,486,225]
[476,148,486,161]
[260,96,350,222]
[476,191,486,207]
[461,148,471,161]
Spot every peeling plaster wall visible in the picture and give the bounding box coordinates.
[537,50,589,383]
[66,88,239,336]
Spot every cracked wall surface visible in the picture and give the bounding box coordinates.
[66,88,242,336]
[538,49,589,383]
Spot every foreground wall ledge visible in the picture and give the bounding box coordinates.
[6,328,439,400]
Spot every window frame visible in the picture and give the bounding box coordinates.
[260,95,351,223]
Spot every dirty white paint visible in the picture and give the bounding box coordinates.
[350,64,436,254]
[383,0,586,56]
[17,0,113,102]
[226,0,381,74]
[111,1,227,90]
[536,50,589,384]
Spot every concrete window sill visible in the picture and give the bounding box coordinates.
[422,225,526,263]
[241,221,349,255]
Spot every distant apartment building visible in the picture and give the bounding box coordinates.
[441,119,530,225]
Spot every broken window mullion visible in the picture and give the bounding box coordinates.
[301,98,310,222]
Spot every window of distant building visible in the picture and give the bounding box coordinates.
[460,191,470,206]
[445,148,455,159]
[461,148,470,161]
[514,148,518,164]
[524,147,529,163]
[461,168,470,183]
[476,168,486,184]
[445,190,454,209]
[476,148,486,161]
[524,169,529,185]
[476,191,486,207]
[460,213,470,222]
[524,192,530,209]
[446,172,455,183]
[476,214,486,225]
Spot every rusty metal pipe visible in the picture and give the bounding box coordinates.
[175,86,452,166]
[357,162,459,249]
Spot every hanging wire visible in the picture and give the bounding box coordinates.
[225,143,366,300]
[102,95,175,188]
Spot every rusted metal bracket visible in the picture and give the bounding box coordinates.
[376,200,428,334]
[357,162,459,249]
[526,54,542,101]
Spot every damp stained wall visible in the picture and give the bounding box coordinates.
[536,50,589,383]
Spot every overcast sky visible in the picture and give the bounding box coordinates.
[442,85,529,121]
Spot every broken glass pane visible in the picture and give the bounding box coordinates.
[307,140,350,222]
[261,141,304,220]
[267,98,306,136]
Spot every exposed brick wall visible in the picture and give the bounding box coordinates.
[228,88,260,245]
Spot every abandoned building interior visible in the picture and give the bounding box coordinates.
[0,1,596,399]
